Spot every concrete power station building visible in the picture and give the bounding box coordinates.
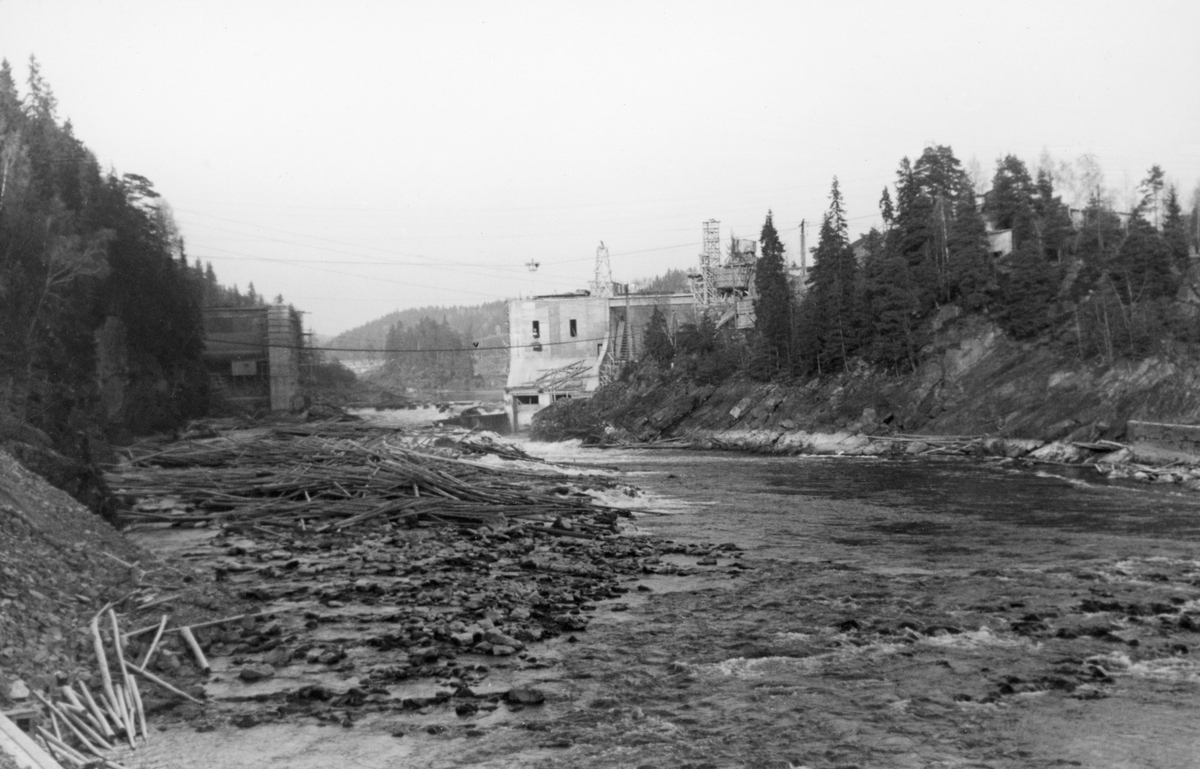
[504,222,757,430]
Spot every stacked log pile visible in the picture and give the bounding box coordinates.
[108,422,634,532]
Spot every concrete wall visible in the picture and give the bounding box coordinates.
[507,295,609,391]
[202,305,304,412]
[267,304,303,412]
[1127,420,1200,456]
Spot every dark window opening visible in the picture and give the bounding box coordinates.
[569,319,577,337]
[515,394,539,405]
[531,320,540,339]
[553,393,572,401]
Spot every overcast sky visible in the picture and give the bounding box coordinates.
[3,1,1198,339]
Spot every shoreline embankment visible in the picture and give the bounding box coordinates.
[567,314,1200,489]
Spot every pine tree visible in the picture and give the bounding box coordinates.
[987,155,1038,251]
[891,146,972,312]
[1137,164,1166,229]
[752,210,793,374]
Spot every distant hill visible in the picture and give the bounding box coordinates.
[327,300,509,387]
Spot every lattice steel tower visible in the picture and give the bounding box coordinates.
[697,219,720,305]
[590,241,613,298]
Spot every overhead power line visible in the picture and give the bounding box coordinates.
[208,334,609,354]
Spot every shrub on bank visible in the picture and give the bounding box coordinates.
[529,398,606,443]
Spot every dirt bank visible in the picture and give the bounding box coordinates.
[0,448,235,717]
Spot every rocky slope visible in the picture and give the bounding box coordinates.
[575,312,1200,464]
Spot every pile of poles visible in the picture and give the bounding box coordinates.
[29,609,191,769]
[107,423,625,533]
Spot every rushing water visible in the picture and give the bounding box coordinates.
[540,446,1200,553]
[127,427,1200,768]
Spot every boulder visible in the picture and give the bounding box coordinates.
[239,663,276,682]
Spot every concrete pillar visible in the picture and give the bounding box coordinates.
[266,305,301,411]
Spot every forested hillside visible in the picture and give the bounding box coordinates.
[328,301,508,355]
[329,300,509,389]
[0,57,210,449]
[635,145,1200,385]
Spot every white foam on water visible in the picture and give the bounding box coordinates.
[774,631,813,642]
[918,626,1033,650]
[683,641,908,680]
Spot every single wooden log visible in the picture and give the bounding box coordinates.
[113,684,135,748]
[89,616,119,716]
[178,626,210,674]
[137,615,169,670]
[35,726,90,767]
[129,676,148,742]
[108,610,137,747]
[127,663,205,706]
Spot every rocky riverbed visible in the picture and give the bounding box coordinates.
[7,423,1200,768]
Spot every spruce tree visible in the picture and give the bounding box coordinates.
[1000,243,1056,339]
[1162,186,1191,275]
[865,239,921,371]
[752,210,793,374]
[946,194,993,312]
[1114,211,1175,301]
[642,306,674,363]
[806,178,858,371]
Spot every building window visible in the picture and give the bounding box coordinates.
[515,394,539,405]
[531,320,540,339]
[569,319,577,337]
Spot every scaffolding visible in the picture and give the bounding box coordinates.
[689,219,721,306]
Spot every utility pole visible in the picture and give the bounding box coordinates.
[799,219,807,278]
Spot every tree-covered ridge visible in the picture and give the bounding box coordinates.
[328,300,509,355]
[382,317,477,389]
[0,56,213,437]
[649,145,1200,381]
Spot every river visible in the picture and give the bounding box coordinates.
[120,437,1200,769]
[516,443,1200,768]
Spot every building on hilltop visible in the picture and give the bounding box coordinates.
[201,304,306,412]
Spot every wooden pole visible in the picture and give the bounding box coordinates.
[129,676,148,742]
[179,626,210,674]
[108,610,137,746]
[127,664,205,706]
[89,616,118,714]
[137,615,169,670]
[73,684,115,740]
